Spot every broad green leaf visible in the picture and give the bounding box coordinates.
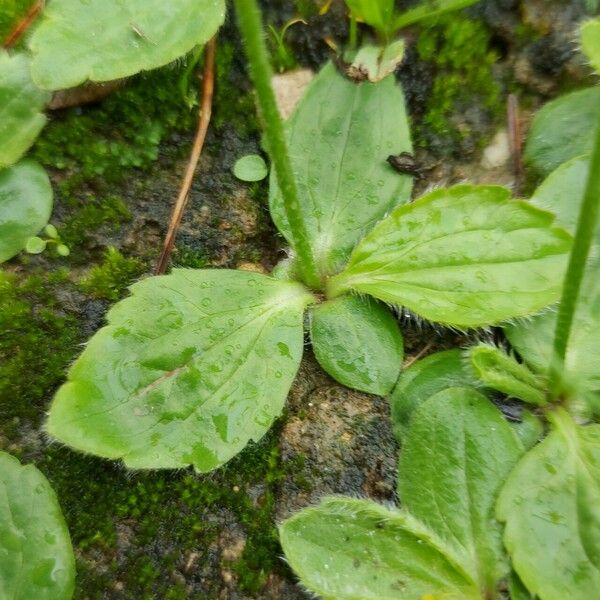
[328,185,572,328]
[47,270,314,472]
[269,62,413,276]
[233,154,268,182]
[581,19,600,73]
[0,51,50,168]
[29,0,226,91]
[399,388,524,593]
[309,295,403,395]
[0,161,53,263]
[497,411,600,600]
[279,497,480,600]
[390,349,484,442]
[393,0,481,31]
[345,0,395,33]
[508,570,536,600]
[0,452,75,600]
[468,344,547,406]
[524,87,600,175]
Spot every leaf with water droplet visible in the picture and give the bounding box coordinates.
[309,294,403,395]
[328,185,572,327]
[497,411,600,600]
[280,497,480,599]
[29,0,225,90]
[0,451,75,599]
[46,269,314,471]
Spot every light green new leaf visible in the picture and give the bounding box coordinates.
[29,0,226,91]
[328,185,572,328]
[344,40,405,83]
[399,388,524,593]
[581,19,600,73]
[0,452,75,600]
[309,295,403,395]
[270,62,413,276]
[0,161,53,263]
[47,270,314,472]
[497,411,600,600]
[468,344,547,406]
[0,51,50,168]
[233,154,268,182]
[524,87,600,175]
[279,497,480,600]
[345,0,395,32]
[390,349,484,442]
[393,0,481,31]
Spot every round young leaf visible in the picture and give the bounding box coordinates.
[29,0,226,91]
[328,185,572,328]
[46,270,314,472]
[279,497,480,600]
[0,452,75,600]
[269,62,413,275]
[0,51,50,168]
[399,388,524,593]
[581,19,600,74]
[497,412,600,600]
[233,154,268,182]
[524,87,600,176]
[309,295,403,396]
[390,349,484,442]
[0,161,53,263]
[25,236,47,254]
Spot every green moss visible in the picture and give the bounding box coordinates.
[79,247,145,301]
[415,15,503,155]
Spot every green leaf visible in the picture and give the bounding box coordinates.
[0,451,75,600]
[343,40,405,83]
[345,0,395,33]
[390,349,484,442]
[508,570,536,600]
[393,0,481,31]
[233,154,268,182]
[497,411,600,600]
[581,19,600,73]
[46,269,314,472]
[25,236,47,254]
[524,87,600,175]
[0,51,50,168]
[399,388,524,593]
[328,185,572,328]
[0,161,53,263]
[512,410,544,452]
[468,344,547,406]
[309,295,403,395]
[279,497,480,600]
[269,62,413,275]
[29,0,226,90]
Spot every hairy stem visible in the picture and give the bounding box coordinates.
[233,0,320,289]
[550,115,600,394]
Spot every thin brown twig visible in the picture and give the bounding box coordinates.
[2,0,45,49]
[155,37,216,275]
[402,340,434,370]
[507,93,524,197]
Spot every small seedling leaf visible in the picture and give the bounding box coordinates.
[46,270,314,471]
[25,236,47,254]
[328,185,572,328]
[0,451,75,600]
[309,295,403,395]
[233,154,268,182]
[0,161,53,263]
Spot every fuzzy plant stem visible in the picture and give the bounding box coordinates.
[234,0,320,289]
[550,115,600,394]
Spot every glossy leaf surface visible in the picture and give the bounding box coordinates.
[581,19,600,73]
[0,161,53,263]
[47,270,313,471]
[524,87,600,175]
[309,295,403,395]
[270,62,413,275]
[468,344,547,406]
[399,388,524,592]
[497,412,600,600]
[390,349,483,442]
[0,452,75,600]
[328,185,571,327]
[29,0,225,90]
[0,51,50,168]
[279,497,479,600]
